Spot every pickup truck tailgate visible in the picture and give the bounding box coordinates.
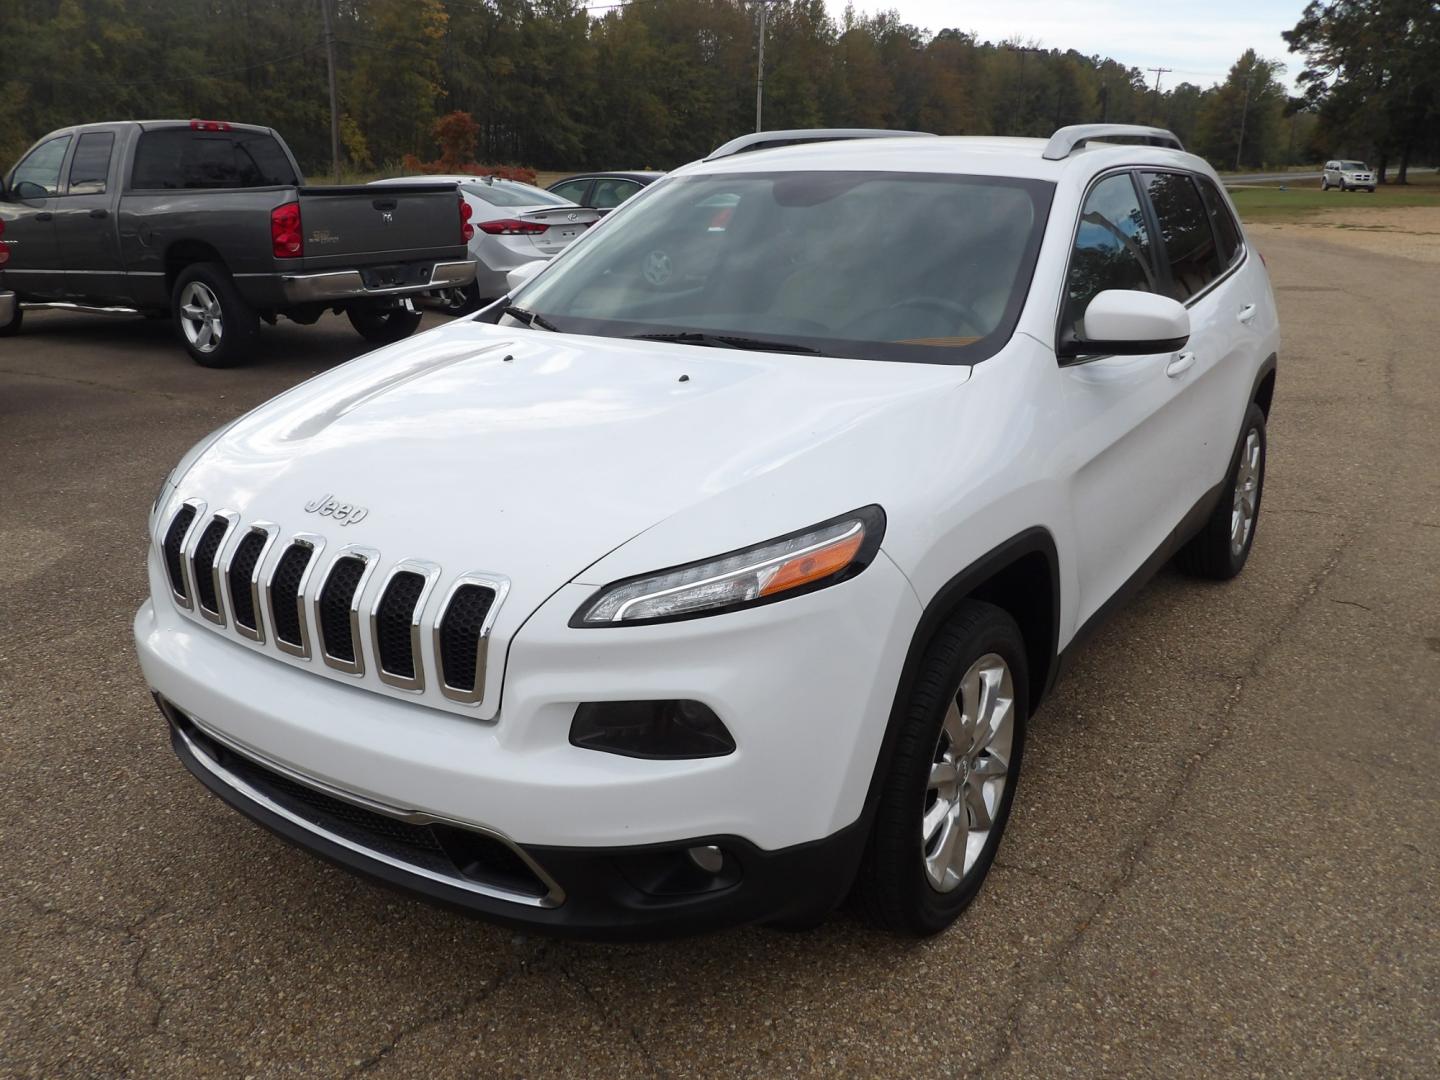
[297,184,463,271]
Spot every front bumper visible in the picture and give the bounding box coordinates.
[162,697,869,938]
[0,290,15,325]
[278,260,475,305]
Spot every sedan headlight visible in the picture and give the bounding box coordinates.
[574,506,885,625]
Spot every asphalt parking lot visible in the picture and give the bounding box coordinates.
[3,228,1438,1079]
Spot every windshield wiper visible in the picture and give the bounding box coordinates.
[629,331,820,355]
[503,305,561,332]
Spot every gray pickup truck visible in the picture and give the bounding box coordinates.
[0,120,474,366]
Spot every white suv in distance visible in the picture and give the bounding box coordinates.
[1322,159,1376,192]
[135,125,1280,939]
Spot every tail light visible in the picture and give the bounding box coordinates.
[189,119,233,131]
[459,196,474,243]
[478,218,549,236]
[271,202,303,259]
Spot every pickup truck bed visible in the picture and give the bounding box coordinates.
[0,120,474,365]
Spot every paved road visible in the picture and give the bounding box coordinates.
[3,240,1437,1078]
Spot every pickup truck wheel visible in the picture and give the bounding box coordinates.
[0,305,21,337]
[347,302,424,343]
[172,263,257,367]
[1175,402,1267,580]
[854,600,1028,936]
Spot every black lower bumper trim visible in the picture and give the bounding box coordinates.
[162,700,870,940]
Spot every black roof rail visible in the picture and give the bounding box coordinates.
[705,128,935,162]
[1042,124,1184,161]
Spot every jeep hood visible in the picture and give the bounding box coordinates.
[176,319,966,652]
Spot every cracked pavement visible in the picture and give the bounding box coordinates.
[3,228,1438,1078]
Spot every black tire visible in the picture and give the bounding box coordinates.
[171,262,258,368]
[1174,402,1267,580]
[1321,178,1330,191]
[0,303,21,337]
[347,302,424,344]
[854,601,1029,936]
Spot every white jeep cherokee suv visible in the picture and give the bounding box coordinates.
[135,125,1279,938]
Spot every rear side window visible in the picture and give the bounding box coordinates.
[592,178,641,209]
[67,132,115,195]
[130,128,297,190]
[1064,172,1159,335]
[11,135,72,195]
[1197,177,1243,268]
[1141,172,1223,301]
[549,179,591,204]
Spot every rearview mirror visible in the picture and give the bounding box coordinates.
[505,260,546,293]
[1060,290,1190,360]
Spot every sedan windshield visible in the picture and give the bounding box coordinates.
[507,171,1054,364]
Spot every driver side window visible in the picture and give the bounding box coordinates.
[11,135,73,196]
[1064,173,1158,337]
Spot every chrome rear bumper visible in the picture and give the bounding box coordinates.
[278,260,475,305]
[0,291,15,325]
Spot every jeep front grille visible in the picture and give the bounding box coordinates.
[157,504,507,711]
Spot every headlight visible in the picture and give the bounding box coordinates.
[574,506,885,625]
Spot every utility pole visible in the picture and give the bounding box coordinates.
[1146,66,1172,94]
[1005,44,1045,135]
[1235,72,1255,172]
[321,0,342,184]
[755,0,770,132]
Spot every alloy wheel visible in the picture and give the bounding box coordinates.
[922,653,1015,892]
[1230,428,1261,556]
[179,281,223,354]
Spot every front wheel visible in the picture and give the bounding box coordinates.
[347,301,424,344]
[1321,178,1330,191]
[1175,402,1267,580]
[854,601,1029,936]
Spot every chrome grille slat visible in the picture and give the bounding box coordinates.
[266,534,325,659]
[191,515,234,624]
[434,575,510,705]
[372,561,440,692]
[316,547,378,675]
[224,525,275,642]
[161,502,201,606]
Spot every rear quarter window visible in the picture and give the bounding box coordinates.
[130,128,297,190]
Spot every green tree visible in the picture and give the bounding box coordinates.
[1194,51,1288,169]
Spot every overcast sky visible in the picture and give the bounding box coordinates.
[824,0,1310,90]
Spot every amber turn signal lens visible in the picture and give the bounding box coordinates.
[759,530,865,597]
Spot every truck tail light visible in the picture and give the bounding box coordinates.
[459,196,474,243]
[271,202,303,259]
[189,119,233,131]
[478,218,548,236]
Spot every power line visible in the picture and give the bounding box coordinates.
[1146,66,1172,93]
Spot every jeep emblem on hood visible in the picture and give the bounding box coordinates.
[304,493,369,526]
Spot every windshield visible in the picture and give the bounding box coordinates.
[1341,161,1368,171]
[463,181,570,207]
[507,171,1054,364]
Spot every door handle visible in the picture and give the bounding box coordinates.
[89,208,109,219]
[36,212,53,222]
[1237,303,1258,324]
[1166,351,1196,378]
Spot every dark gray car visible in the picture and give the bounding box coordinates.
[0,120,474,365]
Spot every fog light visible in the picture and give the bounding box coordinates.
[687,844,725,874]
[570,700,735,759]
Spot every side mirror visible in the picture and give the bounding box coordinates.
[505,260,546,293]
[11,179,48,202]
[1060,290,1190,360]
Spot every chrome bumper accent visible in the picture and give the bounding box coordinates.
[175,712,565,908]
[278,260,475,304]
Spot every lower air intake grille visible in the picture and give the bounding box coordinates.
[269,543,313,648]
[191,518,229,615]
[170,710,552,901]
[318,556,367,663]
[227,531,268,633]
[438,584,496,693]
[162,505,197,599]
[375,571,426,679]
